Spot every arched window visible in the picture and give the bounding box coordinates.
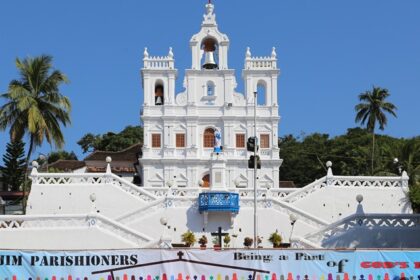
[201,37,219,69]
[256,81,266,106]
[203,128,215,148]
[201,174,210,188]
[155,82,164,105]
[207,81,215,96]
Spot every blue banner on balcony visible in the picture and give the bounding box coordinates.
[1,249,420,279]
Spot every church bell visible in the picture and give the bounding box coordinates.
[155,96,163,105]
[203,51,218,69]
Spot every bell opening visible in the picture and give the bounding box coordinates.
[201,37,219,70]
[155,83,164,105]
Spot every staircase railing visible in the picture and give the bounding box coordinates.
[283,177,327,203]
[30,172,158,202]
[328,175,408,188]
[0,213,153,246]
[304,213,420,245]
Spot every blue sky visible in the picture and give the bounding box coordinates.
[1,0,419,159]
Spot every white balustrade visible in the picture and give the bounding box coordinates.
[329,176,406,188]
[0,214,152,245]
[283,177,327,203]
[142,187,201,198]
[304,214,420,246]
[143,56,174,70]
[284,174,408,204]
[245,57,277,70]
[30,173,157,202]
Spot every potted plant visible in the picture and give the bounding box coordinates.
[243,237,253,248]
[181,230,196,247]
[223,234,231,248]
[198,235,208,249]
[212,237,221,250]
[269,231,282,248]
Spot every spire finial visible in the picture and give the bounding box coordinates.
[246,47,251,58]
[271,47,277,58]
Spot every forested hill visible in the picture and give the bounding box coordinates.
[279,127,419,188]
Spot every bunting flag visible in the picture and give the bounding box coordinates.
[0,249,420,280]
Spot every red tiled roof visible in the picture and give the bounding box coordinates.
[84,143,142,162]
[86,166,137,173]
[44,160,86,171]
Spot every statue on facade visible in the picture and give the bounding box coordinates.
[213,129,222,153]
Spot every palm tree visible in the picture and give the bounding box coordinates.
[355,86,397,175]
[0,55,71,209]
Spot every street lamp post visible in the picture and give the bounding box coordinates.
[253,91,258,248]
[289,213,297,243]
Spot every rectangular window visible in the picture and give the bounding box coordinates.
[176,133,186,148]
[151,134,161,148]
[260,134,270,148]
[236,134,245,148]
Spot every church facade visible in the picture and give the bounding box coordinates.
[140,3,282,190]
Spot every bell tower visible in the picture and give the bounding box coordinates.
[190,3,230,71]
[141,47,178,107]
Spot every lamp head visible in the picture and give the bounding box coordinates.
[289,213,297,225]
[89,193,97,203]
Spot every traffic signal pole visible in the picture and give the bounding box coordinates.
[253,91,258,249]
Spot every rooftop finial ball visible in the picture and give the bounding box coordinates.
[160,217,168,226]
[356,194,364,204]
[32,161,39,168]
[326,161,332,168]
[106,156,112,163]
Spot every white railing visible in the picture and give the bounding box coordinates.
[328,176,407,188]
[283,173,408,204]
[143,56,174,69]
[304,213,420,246]
[142,187,201,198]
[245,57,277,70]
[31,172,158,202]
[0,214,153,246]
[232,188,295,199]
[283,177,327,203]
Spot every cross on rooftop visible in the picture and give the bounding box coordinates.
[177,251,184,259]
[211,227,228,247]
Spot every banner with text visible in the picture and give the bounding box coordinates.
[1,249,420,279]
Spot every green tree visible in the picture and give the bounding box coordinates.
[46,150,78,164]
[355,86,397,175]
[0,140,26,191]
[0,55,71,209]
[78,125,143,153]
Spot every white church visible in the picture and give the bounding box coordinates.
[140,2,281,191]
[0,2,418,250]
